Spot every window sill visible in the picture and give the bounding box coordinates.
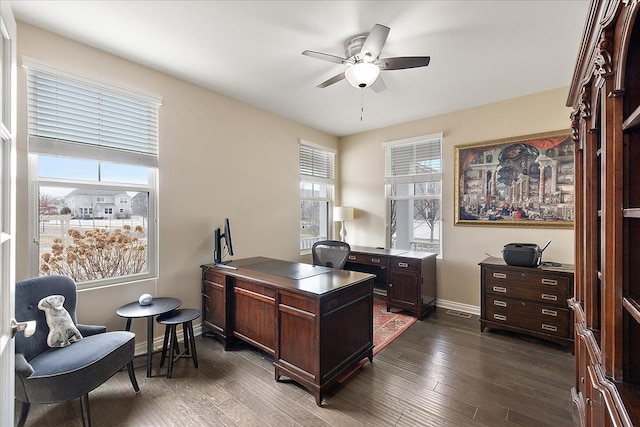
[77,274,157,292]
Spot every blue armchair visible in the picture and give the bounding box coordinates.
[14,276,139,427]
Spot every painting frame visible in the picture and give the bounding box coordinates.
[454,129,574,228]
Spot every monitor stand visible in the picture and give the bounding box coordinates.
[214,261,237,270]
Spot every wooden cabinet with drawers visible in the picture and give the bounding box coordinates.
[479,257,574,351]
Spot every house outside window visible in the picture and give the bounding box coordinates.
[299,141,335,252]
[385,133,442,255]
[26,59,161,286]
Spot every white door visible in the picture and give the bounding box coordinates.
[0,2,17,425]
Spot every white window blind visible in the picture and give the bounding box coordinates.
[25,61,161,167]
[299,141,334,252]
[385,134,442,184]
[300,143,335,184]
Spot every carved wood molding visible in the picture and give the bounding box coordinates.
[580,86,592,119]
[571,86,592,143]
[594,31,614,78]
[571,110,580,143]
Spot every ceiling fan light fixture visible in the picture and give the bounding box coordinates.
[345,62,380,88]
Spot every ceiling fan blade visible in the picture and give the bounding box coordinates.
[370,76,387,93]
[317,72,346,88]
[360,24,390,60]
[378,56,431,70]
[302,50,348,64]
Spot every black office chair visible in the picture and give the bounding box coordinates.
[312,240,351,269]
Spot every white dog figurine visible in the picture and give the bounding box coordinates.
[38,295,83,348]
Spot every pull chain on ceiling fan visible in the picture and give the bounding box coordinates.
[302,24,431,92]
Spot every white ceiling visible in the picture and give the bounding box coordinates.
[10,1,590,137]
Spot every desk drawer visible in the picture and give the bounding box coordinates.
[204,269,226,287]
[389,258,420,271]
[485,296,570,337]
[485,281,567,307]
[485,267,570,292]
[347,253,388,267]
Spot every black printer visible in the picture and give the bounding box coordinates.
[501,240,551,267]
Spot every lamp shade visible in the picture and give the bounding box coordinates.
[333,206,354,222]
[344,63,380,88]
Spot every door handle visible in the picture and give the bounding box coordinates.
[11,319,36,338]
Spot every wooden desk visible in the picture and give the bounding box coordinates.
[200,257,375,405]
[344,246,437,318]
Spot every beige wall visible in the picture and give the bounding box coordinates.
[339,87,575,312]
[15,21,575,338]
[15,22,338,337]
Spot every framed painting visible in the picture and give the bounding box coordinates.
[454,130,574,228]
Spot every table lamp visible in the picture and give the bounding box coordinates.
[333,206,354,242]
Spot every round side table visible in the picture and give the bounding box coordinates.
[116,297,181,377]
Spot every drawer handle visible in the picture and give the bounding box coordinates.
[371,258,381,263]
[541,324,558,332]
[493,314,507,321]
[348,255,356,260]
[493,272,507,279]
[493,300,507,307]
[398,262,409,268]
[492,286,507,293]
[541,294,557,301]
[541,309,558,316]
[541,278,558,285]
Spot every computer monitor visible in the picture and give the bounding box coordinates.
[214,218,234,266]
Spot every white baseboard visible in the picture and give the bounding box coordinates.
[133,322,204,357]
[436,299,481,316]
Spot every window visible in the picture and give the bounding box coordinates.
[385,133,442,254]
[26,58,161,286]
[299,141,335,252]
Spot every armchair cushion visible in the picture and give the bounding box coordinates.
[15,331,135,403]
[38,295,83,348]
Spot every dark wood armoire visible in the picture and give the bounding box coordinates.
[567,0,639,425]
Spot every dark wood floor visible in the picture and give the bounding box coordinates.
[18,308,576,426]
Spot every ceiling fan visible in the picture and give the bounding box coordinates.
[302,24,430,93]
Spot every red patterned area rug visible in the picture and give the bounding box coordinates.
[337,296,417,383]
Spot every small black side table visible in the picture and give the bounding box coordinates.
[116,297,181,377]
[157,308,201,378]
